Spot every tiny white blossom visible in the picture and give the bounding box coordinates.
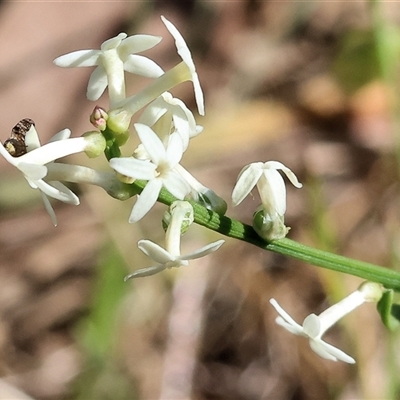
[114,16,205,119]
[232,161,302,240]
[109,123,190,223]
[0,123,94,225]
[54,32,163,106]
[125,201,224,279]
[270,282,383,363]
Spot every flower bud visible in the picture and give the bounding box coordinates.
[90,106,108,131]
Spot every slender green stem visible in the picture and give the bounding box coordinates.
[128,182,400,290]
[63,174,398,290]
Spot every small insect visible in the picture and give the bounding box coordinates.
[2,118,35,157]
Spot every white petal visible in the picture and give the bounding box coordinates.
[162,171,190,199]
[269,298,304,335]
[232,163,263,206]
[18,162,47,180]
[48,128,71,143]
[138,239,174,263]
[138,98,168,127]
[274,316,304,336]
[125,264,166,279]
[309,339,355,364]
[181,240,225,260]
[259,169,286,215]
[161,16,204,116]
[124,54,164,78]
[40,191,58,226]
[24,123,41,151]
[264,161,302,188]
[161,16,194,71]
[165,132,184,166]
[192,71,205,116]
[171,98,197,134]
[53,49,100,67]
[101,33,127,51]
[110,157,156,180]
[128,179,162,223]
[119,34,162,56]
[35,179,80,204]
[48,181,80,205]
[87,65,108,101]
[135,123,166,165]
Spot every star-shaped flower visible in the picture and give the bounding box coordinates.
[109,123,190,223]
[270,282,383,363]
[0,121,96,225]
[125,201,224,279]
[113,16,205,120]
[54,32,163,106]
[126,238,225,278]
[232,161,302,240]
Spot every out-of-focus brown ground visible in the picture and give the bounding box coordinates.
[0,1,399,399]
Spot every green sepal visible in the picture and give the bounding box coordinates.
[377,289,400,331]
[101,127,121,160]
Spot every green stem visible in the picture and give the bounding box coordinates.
[129,182,400,290]
[102,126,121,160]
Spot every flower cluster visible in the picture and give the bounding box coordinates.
[54,16,220,221]
[0,16,310,276]
[0,14,391,368]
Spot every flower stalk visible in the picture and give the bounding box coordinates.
[128,179,400,290]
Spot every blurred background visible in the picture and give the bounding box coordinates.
[0,0,400,399]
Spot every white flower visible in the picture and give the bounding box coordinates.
[232,161,302,240]
[114,16,205,119]
[139,92,202,150]
[54,32,163,107]
[270,282,383,363]
[109,123,190,223]
[125,201,224,279]
[0,122,94,225]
